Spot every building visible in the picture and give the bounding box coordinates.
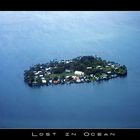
[96,65,101,69]
[90,74,94,77]
[45,67,51,71]
[53,80,60,84]
[34,71,42,75]
[66,76,70,79]
[87,67,92,70]
[65,69,71,73]
[111,65,115,68]
[42,79,47,84]
[66,60,70,64]
[102,74,107,79]
[49,80,52,83]
[72,76,77,80]
[76,79,81,83]
[74,71,84,76]
[107,71,111,74]
[39,75,44,77]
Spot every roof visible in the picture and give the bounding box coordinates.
[65,69,71,72]
[87,67,92,69]
[107,71,111,74]
[42,79,46,83]
[74,71,84,75]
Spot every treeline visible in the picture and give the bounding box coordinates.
[50,56,107,74]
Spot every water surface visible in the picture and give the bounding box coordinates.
[0,11,140,128]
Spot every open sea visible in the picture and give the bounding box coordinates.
[0,11,140,128]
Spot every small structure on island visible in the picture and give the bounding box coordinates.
[96,65,101,69]
[107,71,111,74]
[87,67,92,70]
[65,69,71,73]
[42,79,47,84]
[74,71,84,76]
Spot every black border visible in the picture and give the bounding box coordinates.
[0,0,140,10]
[0,0,140,138]
[0,129,140,137]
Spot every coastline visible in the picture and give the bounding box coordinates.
[24,55,127,87]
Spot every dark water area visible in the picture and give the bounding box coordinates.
[0,11,140,128]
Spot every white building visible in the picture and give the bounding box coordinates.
[87,67,92,70]
[111,65,115,68]
[66,76,70,79]
[74,71,84,76]
[39,75,44,77]
[65,69,71,73]
[90,74,94,77]
[96,65,101,69]
[45,67,51,71]
[107,71,111,74]
[76,79,81,83]
[47,72,51,75]
[42,79,46,83]
[72,76,77,79]
[34,71,42,75]
[102,74,107,79]
[49,80,52,83]
[66,60,70,64]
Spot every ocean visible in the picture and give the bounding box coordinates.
[0,11,140,128]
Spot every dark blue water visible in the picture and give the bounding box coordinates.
[0,11,140,128]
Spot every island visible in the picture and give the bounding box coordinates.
[24,56,127,87]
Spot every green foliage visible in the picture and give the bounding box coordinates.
[52,67,65,74]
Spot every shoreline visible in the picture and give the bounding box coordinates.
[24,55,127,87]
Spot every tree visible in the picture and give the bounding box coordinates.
[53,76,58,81]
[52,67,65,74]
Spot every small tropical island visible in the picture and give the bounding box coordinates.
[24,56,127,87]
